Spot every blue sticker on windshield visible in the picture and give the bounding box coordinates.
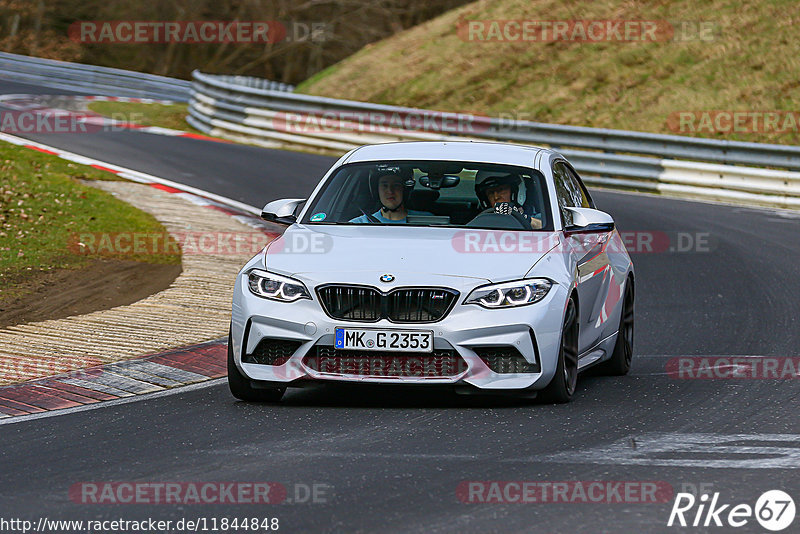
[310,212,326,222]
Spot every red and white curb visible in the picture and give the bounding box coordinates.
[82,96,177,105]
[0,94,177,107]
[0,127,288,417]
[0,340,227,419]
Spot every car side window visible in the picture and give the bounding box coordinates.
[552,163,576,226]
[564,166,592,208]
[553,162,594,228]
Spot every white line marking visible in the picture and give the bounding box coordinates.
[139,126,185,136]
[269,451,482,460]
[0,378,225,426]
[0,131,260,215]
[634,354,773,358]
[538,433,800,469]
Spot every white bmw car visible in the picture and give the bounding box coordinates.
[229,141,634,403]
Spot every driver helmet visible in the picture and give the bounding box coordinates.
[475,170,524,209]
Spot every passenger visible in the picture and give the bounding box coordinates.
[350,168,431,223]
[474,172,543,229]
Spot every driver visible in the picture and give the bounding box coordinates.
[475,172,543,229]
[350,167,431,223]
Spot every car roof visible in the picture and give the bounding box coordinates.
[342,141,559,168]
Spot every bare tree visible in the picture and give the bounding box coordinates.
[0,0,470,83]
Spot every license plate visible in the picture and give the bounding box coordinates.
[334,328,433,353]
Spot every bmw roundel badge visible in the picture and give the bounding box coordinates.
[380,274,395,283]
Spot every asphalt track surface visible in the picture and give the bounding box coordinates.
[2,79,800,533]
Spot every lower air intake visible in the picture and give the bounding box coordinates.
[475,347,540,373]
[303,346,467,377]
[243,338,302,366]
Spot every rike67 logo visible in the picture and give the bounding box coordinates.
[668,490,795,531]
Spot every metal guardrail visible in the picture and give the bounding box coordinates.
[188,70,800,209]
[0,52,191,101]
[7,54,794,208]
[202,73,294,93]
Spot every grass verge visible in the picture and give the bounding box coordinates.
[0,141,180,301]
[298,0,800,146]
[87,101,196,132]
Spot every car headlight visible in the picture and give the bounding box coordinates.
[247,269,311,302]
[464,279,552,308]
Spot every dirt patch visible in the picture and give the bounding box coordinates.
[0,259,182,328]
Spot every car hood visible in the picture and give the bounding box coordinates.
[263,225,560,286]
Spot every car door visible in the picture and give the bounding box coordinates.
[553,161,610,354]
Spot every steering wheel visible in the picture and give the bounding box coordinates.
[466,211,530,230]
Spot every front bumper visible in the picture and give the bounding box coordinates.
[231,273,568,391]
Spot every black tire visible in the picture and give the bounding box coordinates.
[227,330,286,402]
[539,298,579,404]
[597,279,634,376]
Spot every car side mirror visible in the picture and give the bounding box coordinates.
[261,198,306,225]
[564,207,615,233]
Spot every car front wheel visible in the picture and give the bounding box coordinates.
[539,298,578,404]
[597,279,634,376]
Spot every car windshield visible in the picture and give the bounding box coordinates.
[301,160,553,230]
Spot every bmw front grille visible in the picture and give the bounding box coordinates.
[316,285,459,323]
